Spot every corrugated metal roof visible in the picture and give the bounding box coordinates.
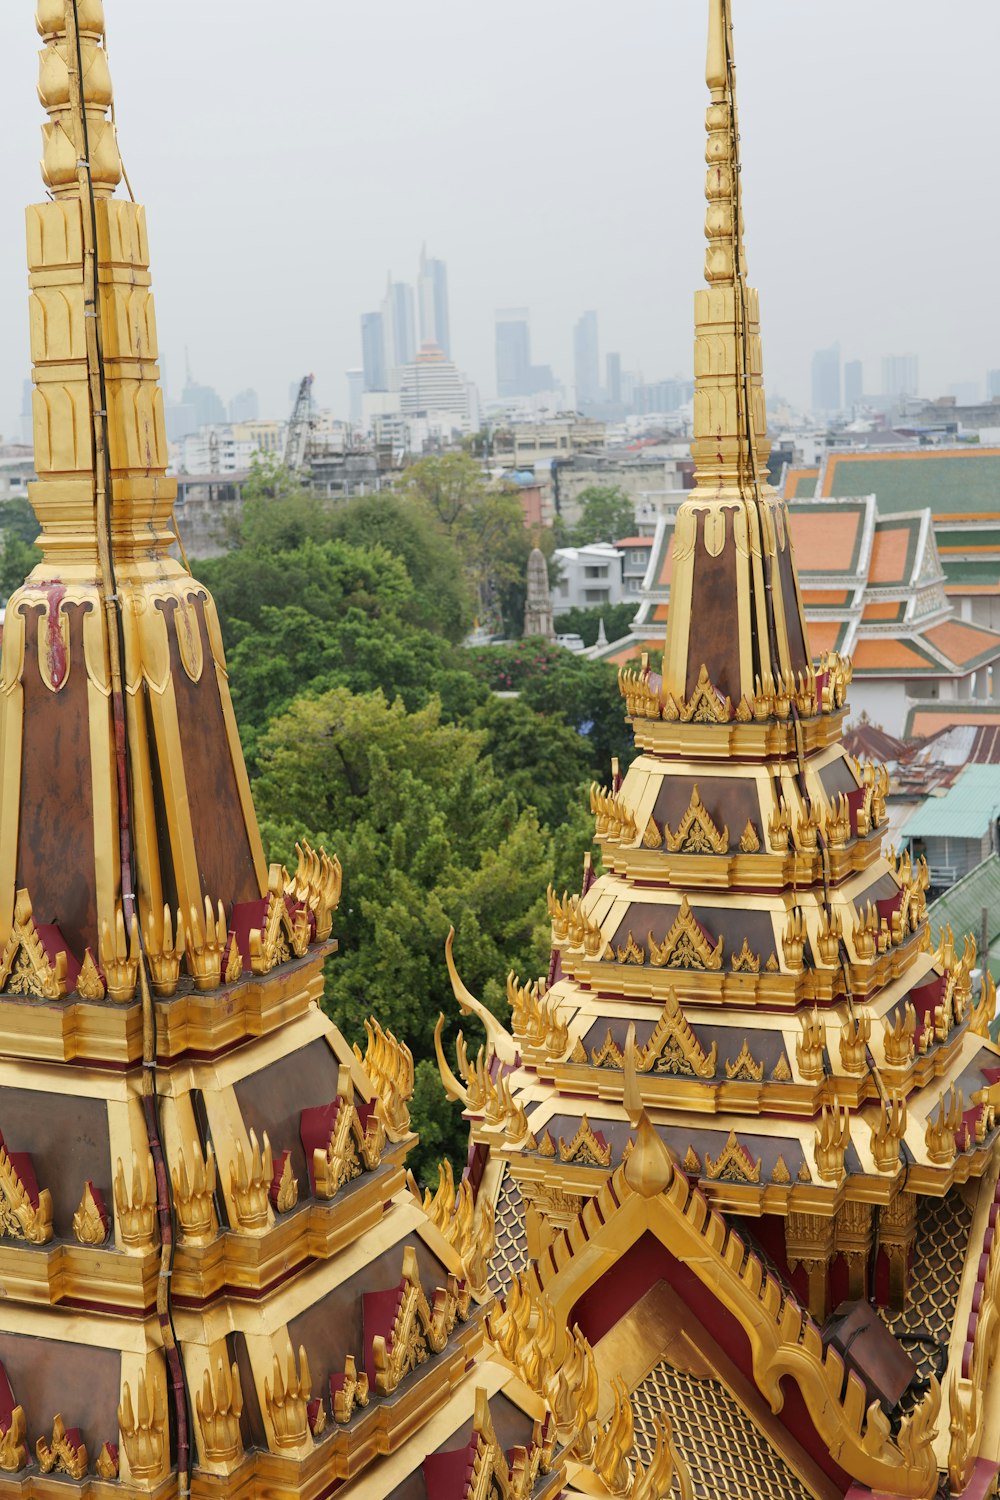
[928,854,1000,982]
[901,764,1000,841]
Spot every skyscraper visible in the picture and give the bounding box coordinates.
[417,246,451,357]
[810,343,841,414]
[181,373,225,428]
[380,277,417,375]
[882,352,919,399]
[988,369,1000,399]
[360,310,386,391]
[346,368,364,425]
[227,388,259,422]
[574,310,600,406]
[844,358,863,408]
[606,352,622,405]
[495,309,531,397]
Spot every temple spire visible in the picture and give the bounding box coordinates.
[661,0,810,707]
[37,0,122,200]
[0,1,268,959]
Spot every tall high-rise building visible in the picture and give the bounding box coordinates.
[380,277,417,375]
[360,310,386,391]
[988,369,1000,399]
[495,308,531,397]
[810,343,841,414]
[574,310,600,406]
[346,368,364,425]
[417,246,451,357]
[882,352,919,399]
[606,352,622,405]
[399,343,470,428]
[227,387,259,423]
[844,358,864,408]
[181,374,225,429]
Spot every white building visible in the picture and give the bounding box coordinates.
[178,420,286,475]
[398,342,471,433]
[552,543,624,614]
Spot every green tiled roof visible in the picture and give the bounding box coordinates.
[902,764,1000,840]
[928,854,1000,984]
[790,473,818,497]
[937,528,1000,552]
[824,451,1000,515]
[940,559,1000,587]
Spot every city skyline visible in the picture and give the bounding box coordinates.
[0,1,997,436]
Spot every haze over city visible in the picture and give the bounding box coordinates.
[0,0,995,431]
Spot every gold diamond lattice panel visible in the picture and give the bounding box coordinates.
[631,1359,815,1500]
[487,1167,529,1296]
[884,1187,972,1381]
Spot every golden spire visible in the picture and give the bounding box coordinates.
[661,0,810,707]
[0,2,267,959]
[36,0,122,199]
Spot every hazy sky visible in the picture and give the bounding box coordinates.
[0,1,995,432]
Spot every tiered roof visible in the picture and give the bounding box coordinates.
[785,450,1000,603]
[597,495,1000,679]
[437,3,1000,1494]
[0,6,558,1498]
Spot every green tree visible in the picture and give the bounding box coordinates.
[253,687,554,1180]
[225,453,338,552]
[399,454,543,637]
[0,534,36,603]
[553,601,639,648]
[571,484,635,545]
[0,498,41,547]
[197,535,485,770]
[0,498,41,602]
[327,491,473,643]
[517,652,634,785]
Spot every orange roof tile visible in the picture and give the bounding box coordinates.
[654,537,675,588]
[801,590,851,607]
[613,537,653,549]
[923,619,1000,669]
[861,601,903,622]
[805,622,844,655]
[909,706,1000,736]
[868,524,912,585]
[851,639,934,671]
[789,509,861,573]
[783,466,819,499]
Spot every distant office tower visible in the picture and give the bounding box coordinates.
[882,353,919,399]
[810,343,841,414]
[417,246,451,357]
[181,376,226,429]
[988,370,1000,399]
[346,369,364,426]
[399,343,470,425]
[228,387,259,423]
[574,311,600,406]
[361,311,387,391]
[844,359,863,408]
[606,352,622,405]
[381,277,417,374]
[496,309,532,397]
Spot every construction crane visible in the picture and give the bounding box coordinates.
[284,373,315,471]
